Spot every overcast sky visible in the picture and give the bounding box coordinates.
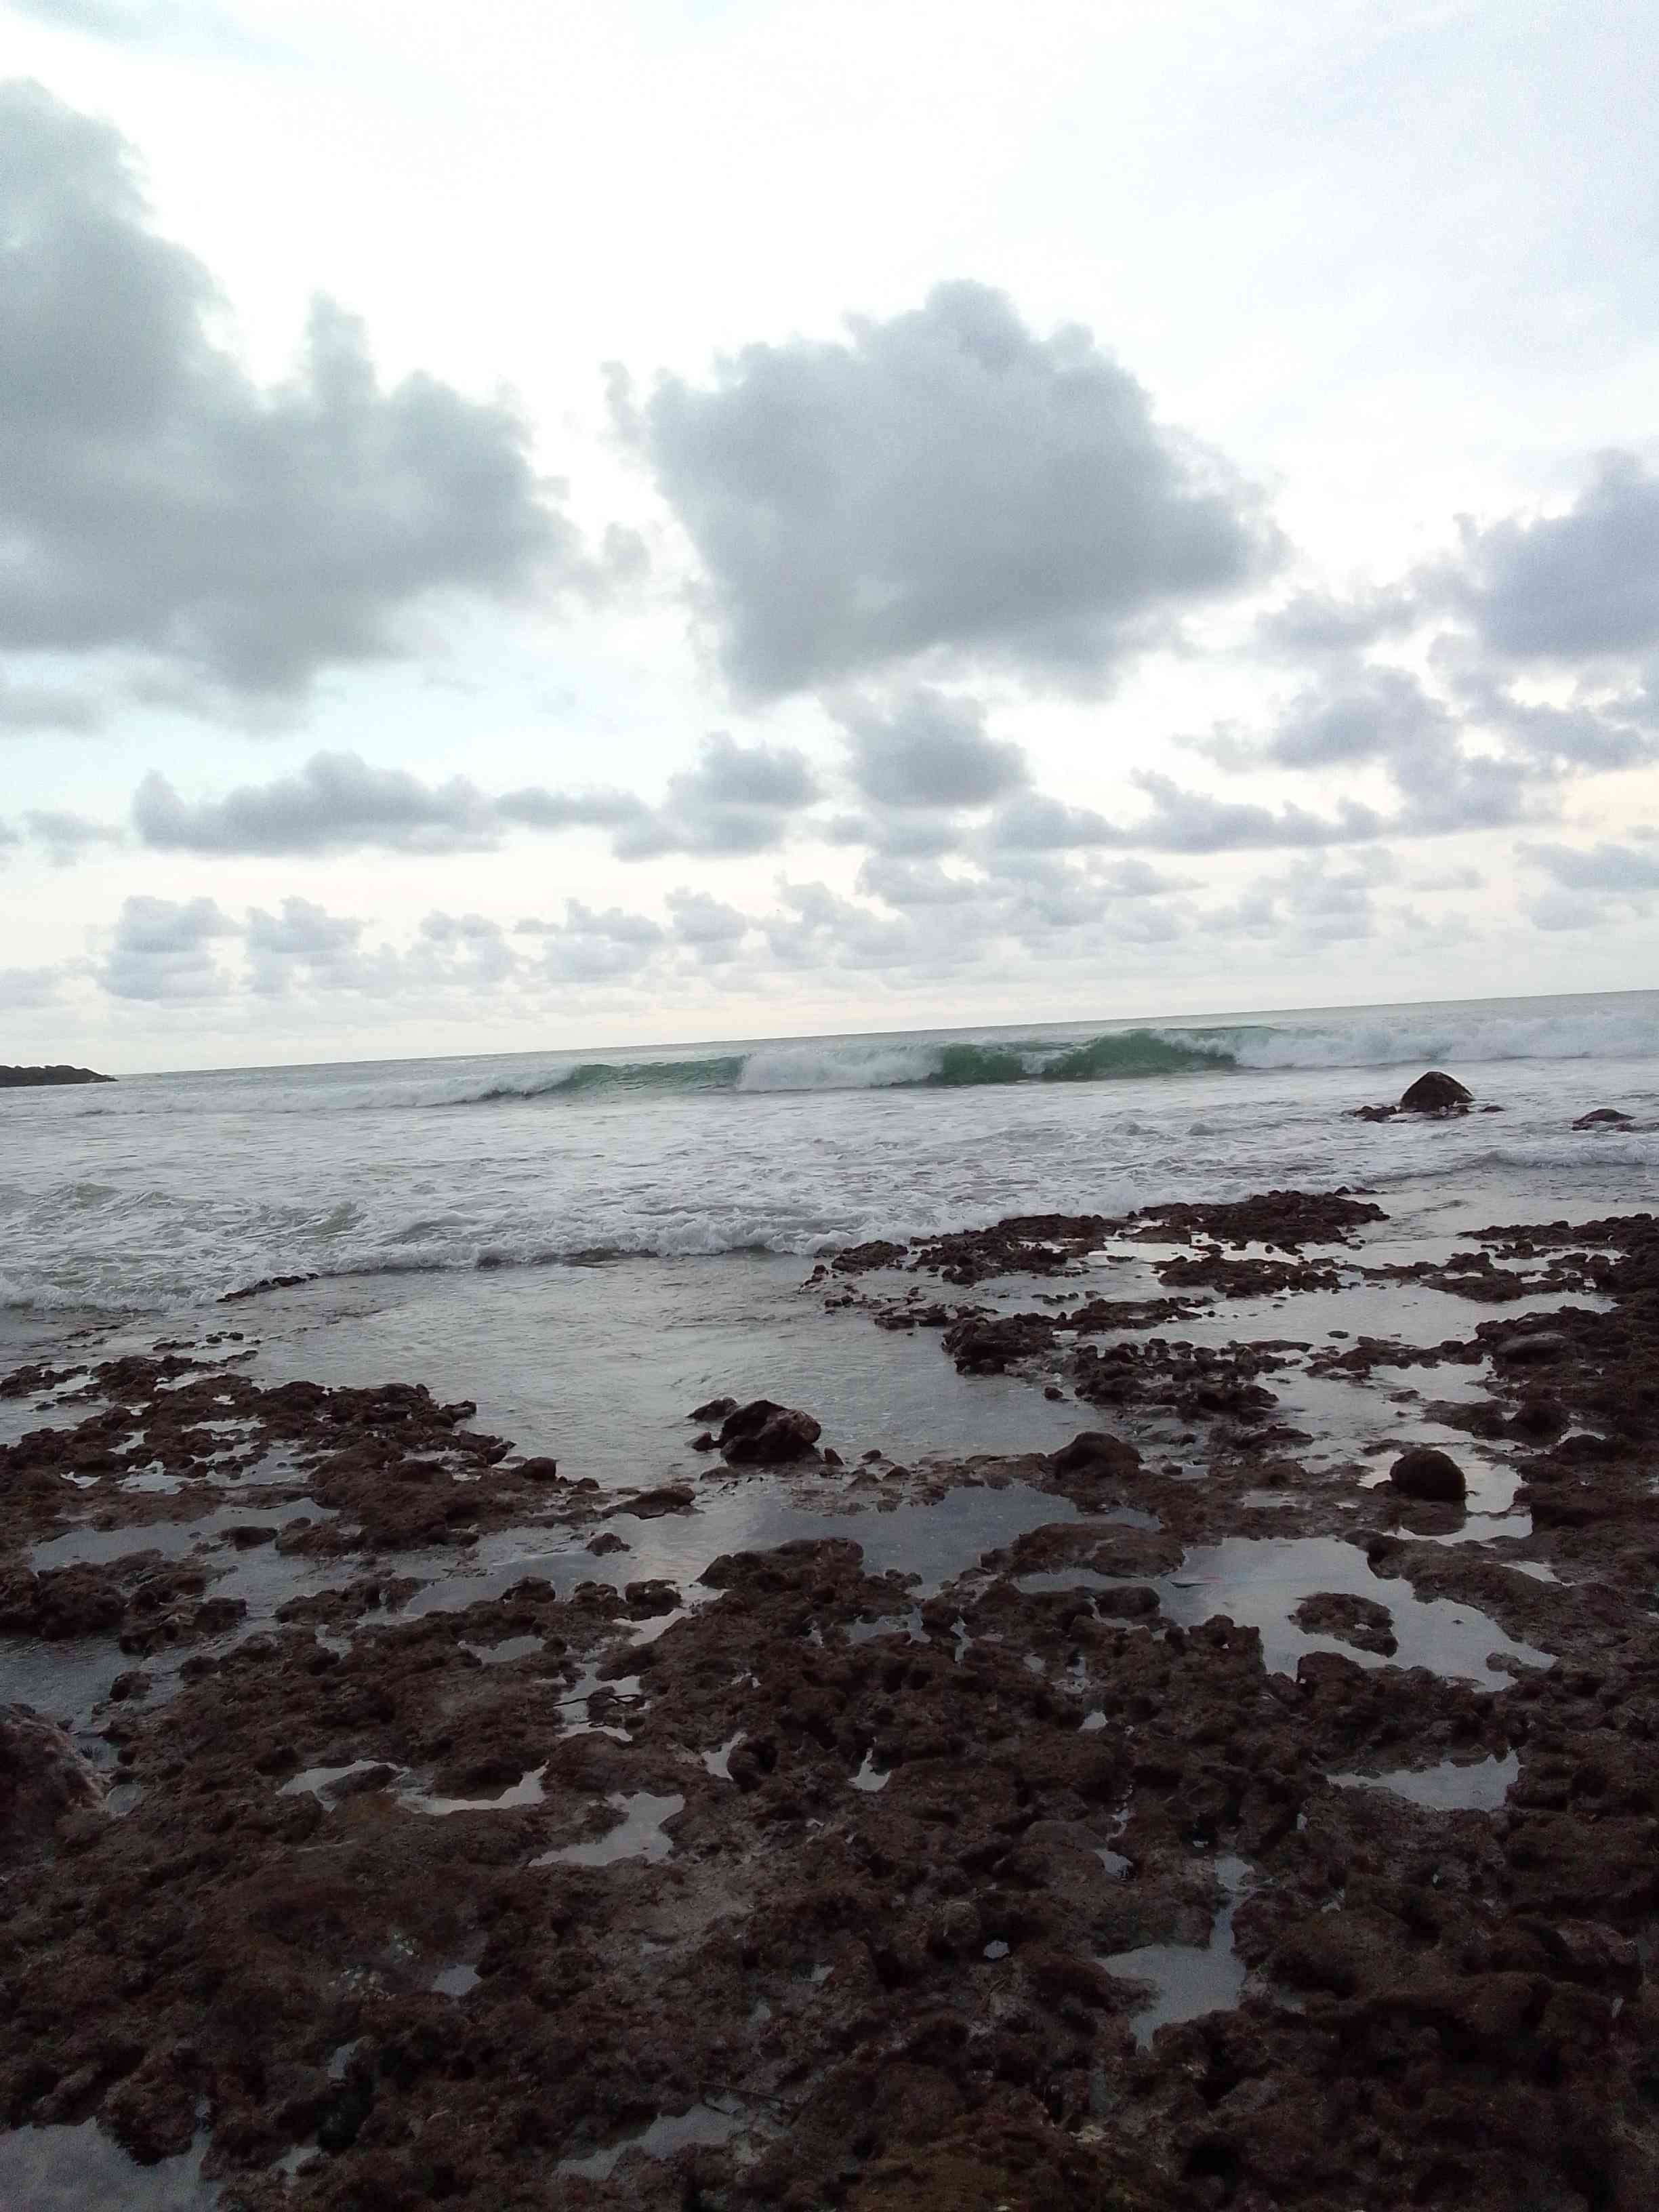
[3,0,1657,1071]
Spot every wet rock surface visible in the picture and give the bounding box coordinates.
[3,1195,1659,2206]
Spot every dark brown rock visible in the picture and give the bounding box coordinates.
[718,1398,823,1463]
[1,1704,104,1858]
[1398,1069,1473,1113]
[1387,1446,1467,1502]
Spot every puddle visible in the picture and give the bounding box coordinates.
[399,1763,546,1816]
[1330,1750,1519,1811]
[458,1634,545,1666]
[0,2121,218,2209]
[850,1747,890,1793]
[555,2097,752,2182]
[278,1759,398,1803]
[556,1660,641,1738]
[1101,1853,1249,2049]
[701,1731,745,1778]
[1155,1536,1553,1689]
[396,1480,1079,1624]
[29,1496,328,1572]
[533,1790,684,1868]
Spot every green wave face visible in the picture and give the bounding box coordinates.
[553,1054,746,1096]
[922,1044,1035,1086]
[1036,1028,1241,1081]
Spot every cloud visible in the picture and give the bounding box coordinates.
[983,792,1120,852]
[99,893,232,1000]
[0,964,63,1008]
[629,280,1275,697]
[5,0,255,49]
[0,677,103,731]
[134,754,499,855]
[493,786,647,834]
[611,733,819,858]
[836,689,1029,809]
[1458,454,1659,661]
[244,895,384,996]
[1521,838,1659,894]
[1255,585,1421,657]
[24,808,121,863]
[666,887,750,962]
[0,82,589,699]
[529,899,665,983]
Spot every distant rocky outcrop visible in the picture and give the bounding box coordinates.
[0,1063,114,1088]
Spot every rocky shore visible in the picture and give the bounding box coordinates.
[0,1064,114,1088]
[3,1187,1659,2208]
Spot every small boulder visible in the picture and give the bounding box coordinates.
[1573,1108,1633,1130]
[1398,1071,1472,1115]
[718,1399,823,1464]
[1,1704,105,1860]
[691,1395,738,1422]
[1049,1431,1141,1481]
[1496,1331,1570,1367]
[1387,1446,1467,1502]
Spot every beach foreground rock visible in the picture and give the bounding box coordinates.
[1387,1445,1467,1501]
[0,1704,104,1859]
[717,1397,823,1462]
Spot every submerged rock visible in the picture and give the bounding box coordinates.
[1398,1070,1473,1114]
[718,1399,823,1464]
[1574,1107,1633,1130]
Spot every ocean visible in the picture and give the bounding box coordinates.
[3,987,1655,1322]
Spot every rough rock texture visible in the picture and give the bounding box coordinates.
[1387,1446,1468,1502]
[1398,1069,1473,1113]
[0,1705,106,1860]
[5,1199,1659,2207]
[717,1399,824,1465]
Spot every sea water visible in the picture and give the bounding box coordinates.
[1,989,1654,1327]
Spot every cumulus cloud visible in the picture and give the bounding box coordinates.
[836,690,1028,809]
[666,887,750,962]
[0,82,588,700]
[531,899,665,983]
[244,896,382,996]
[1255,585,1421,657]
[24,808,121,864]
[629,280,1275,697]
[0,677,103,731]
[1521,838,1659,895]
[99,893,233,1000]
[134,754,500,856]
[983,793,1120,853]
[611,733,819,858]
[1458,454,1659,661]
[0,964,63,1008]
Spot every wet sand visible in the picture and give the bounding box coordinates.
[3,1189,1658,2209]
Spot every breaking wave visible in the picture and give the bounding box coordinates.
[415,1005,1659,1108]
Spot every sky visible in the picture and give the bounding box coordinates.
[2,0,1658,1072]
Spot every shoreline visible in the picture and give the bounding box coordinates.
[2,1189,1658,2208]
